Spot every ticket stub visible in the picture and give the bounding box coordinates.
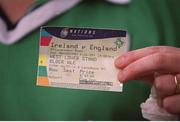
[37,27,129,92]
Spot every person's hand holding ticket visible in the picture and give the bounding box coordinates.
[115,46,180,116]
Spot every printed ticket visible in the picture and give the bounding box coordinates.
[37,27,129,92]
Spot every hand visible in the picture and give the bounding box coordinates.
[115,46,180,114]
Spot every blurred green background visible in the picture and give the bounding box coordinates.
[0,0,180,120]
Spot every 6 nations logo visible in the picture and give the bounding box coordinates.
[60,28,69,38]
[60,28,96,38]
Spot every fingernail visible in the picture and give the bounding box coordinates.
[115,57,124,67]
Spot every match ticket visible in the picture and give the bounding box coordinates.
[37,27,129,92]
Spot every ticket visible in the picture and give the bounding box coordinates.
[37,27,129,92]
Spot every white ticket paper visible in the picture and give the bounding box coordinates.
[37,27,129,92]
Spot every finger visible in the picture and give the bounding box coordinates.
[163,94,180,114]
[154,74,176,98]
[118,71,154,84]
[115,46,180,69]
[118,53,180,82]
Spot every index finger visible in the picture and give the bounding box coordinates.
[115,46,180,69]
[118,53,180,82]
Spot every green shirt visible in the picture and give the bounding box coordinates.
[0,0,179,120]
